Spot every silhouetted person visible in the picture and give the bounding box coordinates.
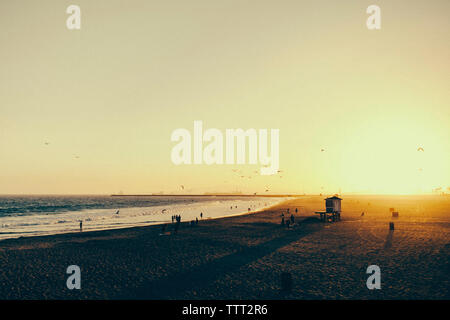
[281,217,285,226]
[290,214,295,224]
[295,208,298,214]
[200,212,203,219]
[286,220,291,229]
[196,217,198,225]
[79,221,82,232]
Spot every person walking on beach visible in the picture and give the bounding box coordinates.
[174,220,180,234]
[79,220,83,232]
[281,216,285,226]
[295,208,298,214]
[200,212,203,219]
[290,214,295,224]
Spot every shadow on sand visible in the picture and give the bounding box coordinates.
[383,230,394,249]
[118,221,322,299]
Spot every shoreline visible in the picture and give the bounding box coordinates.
[0,199,294,247]
[0,197,289,242]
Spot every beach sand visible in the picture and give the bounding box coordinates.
[0,195,448,300]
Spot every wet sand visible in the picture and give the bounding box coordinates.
[0,195,448,299]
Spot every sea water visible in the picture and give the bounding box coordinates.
[0,195,287,240]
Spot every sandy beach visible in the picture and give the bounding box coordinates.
[0,195,448,300]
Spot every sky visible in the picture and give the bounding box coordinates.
[0,0,449,195]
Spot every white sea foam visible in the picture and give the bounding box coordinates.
[0,197,287,240]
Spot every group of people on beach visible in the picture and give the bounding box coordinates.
[281,208,298,228]
[171,214,182,223]
[164,212,204,235]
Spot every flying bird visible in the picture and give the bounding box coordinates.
[321,148,325,152]
[115,210,120,215]
[417,147,424,152]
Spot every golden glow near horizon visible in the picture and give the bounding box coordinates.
[0,0,449,195]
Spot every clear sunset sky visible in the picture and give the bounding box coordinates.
[0,0,449,195]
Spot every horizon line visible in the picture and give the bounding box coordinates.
[0,193,445,197]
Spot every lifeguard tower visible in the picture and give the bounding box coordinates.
[315,196,342,222]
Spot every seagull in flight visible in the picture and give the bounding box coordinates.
[417,147,424,152]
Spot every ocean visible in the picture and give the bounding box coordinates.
[0,195,286,240]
